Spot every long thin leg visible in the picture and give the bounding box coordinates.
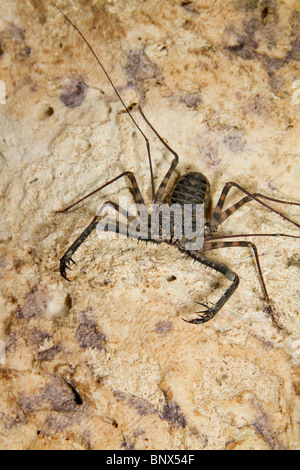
[203,240,270,302]
[60,201,140,280]
[56,171,145,213]
[177,246,239,324]
[50,0,156,201]
[208,182,300,232]
[138,107,179,203]
[207,232,300,241]
[179,238,270,324]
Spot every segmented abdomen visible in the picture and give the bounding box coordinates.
[170,172,210,210]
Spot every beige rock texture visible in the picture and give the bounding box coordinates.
[0,0,299,450]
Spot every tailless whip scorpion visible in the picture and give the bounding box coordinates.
[52,1,300,324]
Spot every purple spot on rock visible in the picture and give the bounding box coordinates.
[17,286,48,319]
[43,379,79,412]
[200,140,221,167]
[37,345,61,362]
[223,131,245,153]
[159,399,186,428]
[28,328,51,345]
[113,390,156,416]
[154,320,173,336]
[121,436,135,450]
[76,312,106,350]
[128,396,157,416]
[125,50,159,83]
[180,93,201,109]
[60,78,87,108]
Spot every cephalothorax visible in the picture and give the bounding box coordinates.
[53,1,300,324]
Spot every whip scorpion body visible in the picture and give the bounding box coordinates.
[53,1,300,324]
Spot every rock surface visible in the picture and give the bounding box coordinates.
[0,0,299,450]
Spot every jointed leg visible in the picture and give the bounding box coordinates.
[203,240,270,303]
[138,107,179,203]
[179,238,270,324]
[208,182,300,232]
[56,171,145,213]
[177,246,239,324]
[60,201,140,280]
